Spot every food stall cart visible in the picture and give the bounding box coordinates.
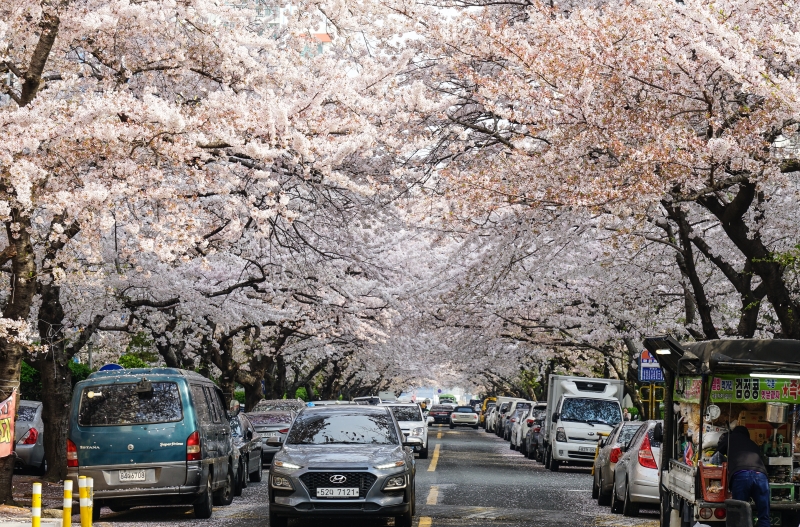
[643,337,800,527]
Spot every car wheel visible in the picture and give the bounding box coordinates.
[234,461,244,497]
[547,447,560,472]
[472,424,478,430]
[194,474,214,519]
[598,473,612,506]
[396,507,413,527]
[419,444,429,459]
[250,454,263,482]
[622,482,639,517]
[520,441,527,456]
[213,467,234,506]
[269,509,288,527]
[449,423,454,429]
[92,503,102,522]
[610,484,623,514]
[592,472,600,499]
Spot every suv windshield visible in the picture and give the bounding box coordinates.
[387,406,422,422]
[78,382,183,426]
[560,398,621,426]
[286,411,399,445]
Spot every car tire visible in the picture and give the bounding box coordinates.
[610,484,623,514]
[598,473,612,506]
[396,507,413,527]
[472,424,478,430]
[622,483,639,517]
[213,467,235,506]
[194,474,214,519]
[520,441,527,456]
[234,461,244,497]
[546,447,559,472]
[269,509,288,527]
[38,459,47,477]
[509,440,516,450]
[419,444,429,459]
[250,454,263,483]
[592,472,600,499]
[449,424,454,429]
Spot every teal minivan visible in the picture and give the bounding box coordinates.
[67,368,236,519]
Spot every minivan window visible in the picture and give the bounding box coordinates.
[387,406,422,422]
[286,412,398,445]
[78,382,183,426]
[17,406,38,422]
[191,385,212,424]
[205,387,221,423]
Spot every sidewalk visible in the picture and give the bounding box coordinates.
[0,475,72,527]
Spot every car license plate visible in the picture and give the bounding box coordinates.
[316,487,359,498]
[264,432,279,437]
[579,446,595,453]
[119,469,146,482]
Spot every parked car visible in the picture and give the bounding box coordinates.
[502,401,532,440]
[449,406,479,429]
[508,403,535,447]
[515,406,546,455]
[267,405,417,527]
[13,400,46,475]
[592,421,643,506]
[68,368,235,520]
[229,406,264,495]
[487,402,509,434]
[498,400,529,438]
[480,399,496,428]
[383,403,429,458]
[248,410,296,464]
[427,404,455,425]
[523,418,545,461]
[610,420,662,517]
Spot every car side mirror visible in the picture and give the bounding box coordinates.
[267,436,283,446]
[653,422,664,442]
[552,412,559,422]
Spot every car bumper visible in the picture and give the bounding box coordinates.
[450,418,478,426]
[629,469,660,503]
[430,415,450,423]
[13,444,44,469]
[552,442,598,463]
[269,501,410,517]
[67,461,203,503]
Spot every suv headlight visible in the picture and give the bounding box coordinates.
[410,427,424,437]
[556,427,567,442]
[375,460,405,470]
[273,460,302,471]
[271,475,294,490]
[382,474,407,491]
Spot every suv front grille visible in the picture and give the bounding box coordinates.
[299,472,377,498]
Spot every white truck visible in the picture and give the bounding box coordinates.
[543,375,625,471]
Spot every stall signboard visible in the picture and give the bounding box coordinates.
[639,349,664,383]
[0,389,16,458]
[673,375,800,404]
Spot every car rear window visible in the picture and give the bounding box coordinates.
[78,382,183,426]
[17,406,38,422]
[286,412,398,445]
[454,406,475,413]
[617,423,643,445]
[248,413,293,425]
[388,406,422,421]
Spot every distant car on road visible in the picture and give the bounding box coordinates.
[13,400,46,475]
[592,421,643,506]
[502,401,532,441]
[229,409,264,495]
[514,405,546,454]
[449,406,479,429]
[428,404,455,425]
[611,420,662,517]
[383,403,429,458]
[267,405,417,527]
[523,418,545,461]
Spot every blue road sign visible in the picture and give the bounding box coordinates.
[639,350,664,383]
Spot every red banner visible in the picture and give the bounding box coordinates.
[0,389,16,458]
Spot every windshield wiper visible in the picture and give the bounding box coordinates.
[586,420,608,425]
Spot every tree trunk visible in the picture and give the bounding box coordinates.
[36,356,72,481]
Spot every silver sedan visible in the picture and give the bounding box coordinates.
[610,420,662,517]
[592,421,643,505]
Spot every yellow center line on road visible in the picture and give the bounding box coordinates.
[426,486,439,505]
[436,432,442,439]
[428,443,441,472]
[419,516,433,527]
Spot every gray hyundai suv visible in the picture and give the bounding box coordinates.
[267,405,417,527]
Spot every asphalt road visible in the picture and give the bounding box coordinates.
[92,425,658,527]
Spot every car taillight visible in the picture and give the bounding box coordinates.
[533,426,541,433]
[187,431,201,461]
[638,435,657,469]
[714,508,726,519]
[279,428,289,434]
[67,439,78,467]
[511,418,517,423]
[699,508,713,520]
[526,418,534,425]
[18,428,39,445]
[609,446,622,463]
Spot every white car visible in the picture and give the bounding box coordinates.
[511,403,546,451]
[449,406,479,429]
[384,403,430,458]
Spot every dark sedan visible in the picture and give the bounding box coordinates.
[267,405,417,527]
[427,404,454,425]
[230,412,264,495]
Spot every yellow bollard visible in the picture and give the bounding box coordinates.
[87,477,93,524]
[31,482,42,527]
[79,476,91,527]
[63,480,73,527]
